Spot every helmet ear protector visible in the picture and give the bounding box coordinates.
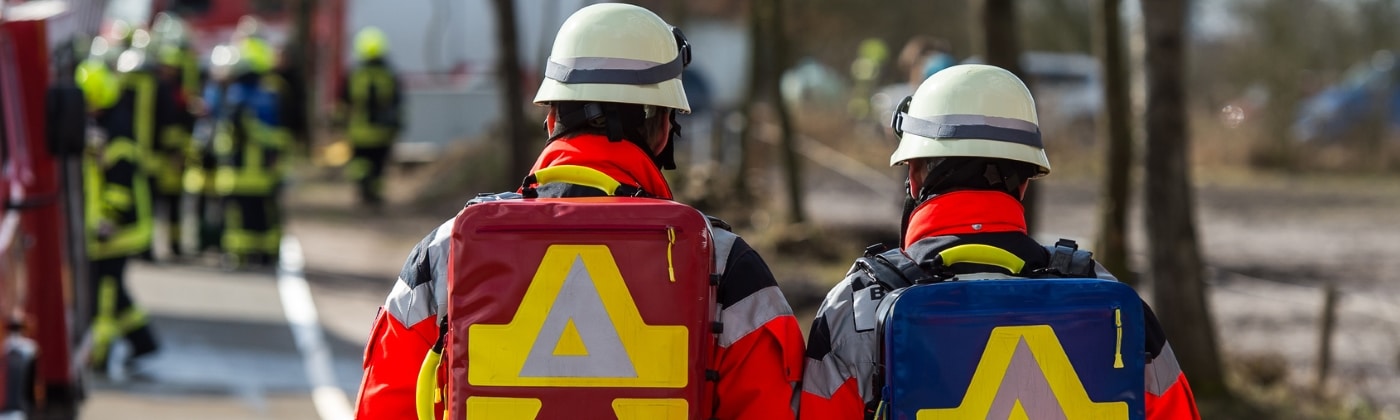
[655,26,689,170]
[890,95,913,138]
[672,26,692,68]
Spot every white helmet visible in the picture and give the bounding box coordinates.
[533,3,691,112]
[889,64,1050,176]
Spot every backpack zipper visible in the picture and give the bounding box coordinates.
[1113,307,1125,369]
[477,224,682,282]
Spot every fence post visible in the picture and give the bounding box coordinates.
[1315,283,1340,394]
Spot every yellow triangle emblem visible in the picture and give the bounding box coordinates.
[553,318,589,356]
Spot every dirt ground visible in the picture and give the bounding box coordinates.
[285,154,1400,416]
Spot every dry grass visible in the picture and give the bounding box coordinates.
[1203,351,1393,420]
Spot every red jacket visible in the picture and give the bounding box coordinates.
[355,135,805,419]
[799,191,1200,419]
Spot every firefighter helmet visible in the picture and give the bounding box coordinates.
[354,27,388,61]
[151,12,190,48]
[888,64,1050,176]
[233,15,264,41]
[533,3,691,112]
[237,37,276,74]
[76,59,120,111]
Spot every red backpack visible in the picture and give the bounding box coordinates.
[421,166,722,419]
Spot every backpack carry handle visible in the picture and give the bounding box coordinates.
[415,348,442,420]
[521,165,623,197]
[934,244,1027,275]
[417,317,449,420]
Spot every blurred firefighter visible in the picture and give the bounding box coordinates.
[104,25,161,262]
[139,17,198,260]
[339,26,403,210]
[151,13,202,109]
[182,42,234,258]
[76,57,160,370]
[847,38,888,121]
[209,31,289,268]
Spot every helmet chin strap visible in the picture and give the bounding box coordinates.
[656,109,680,170]
[912,158,1029,204]
[899,176,917,246]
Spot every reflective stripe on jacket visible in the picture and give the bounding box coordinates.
[84,137,152,260]
[345,63,401,147]
[122,72,159,177]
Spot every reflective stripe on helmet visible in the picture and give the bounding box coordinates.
[545,55,685,85]
[893,113,1043,148]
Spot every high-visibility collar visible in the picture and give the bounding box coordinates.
[529,133,674,199]
[904,190,1027,249]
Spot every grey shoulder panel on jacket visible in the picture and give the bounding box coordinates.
[705,215,797,348]
[802,267,881,402]
[385,218,455,328]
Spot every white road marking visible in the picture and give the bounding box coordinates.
[278,235,355,420]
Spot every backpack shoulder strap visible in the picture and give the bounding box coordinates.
[464,191,522,208]
[1038,238,1096,278]
[861,243,927,419]
[855,244,927,290]
[850,243,927,334]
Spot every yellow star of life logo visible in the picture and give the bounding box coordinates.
[917,325,1128,420]
[468,244,688,386]
[463,245,691,419]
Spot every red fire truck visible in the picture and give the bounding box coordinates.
[0,1,100,418]
[0,1,345,417]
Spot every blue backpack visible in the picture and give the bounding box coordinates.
[860,241,1147,420]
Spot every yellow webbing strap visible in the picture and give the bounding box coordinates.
[528,165,621,196]
[936,244,1027,274]
[416,348,443,420]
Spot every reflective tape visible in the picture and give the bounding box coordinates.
[546,56,684,85]
[718,286,791,347]
[802,276,881,401]
[895,113,1042,148]
[1145,342,1184,395]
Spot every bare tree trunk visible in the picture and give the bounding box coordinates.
[1094,0,1135,284]
[735,0,804,224]
[976,0,1039,233]
[292,0,317,148]
[771,0,805,224]
[491,0,532,180]
[1141,0,1228,399]
[733,0,765,208]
